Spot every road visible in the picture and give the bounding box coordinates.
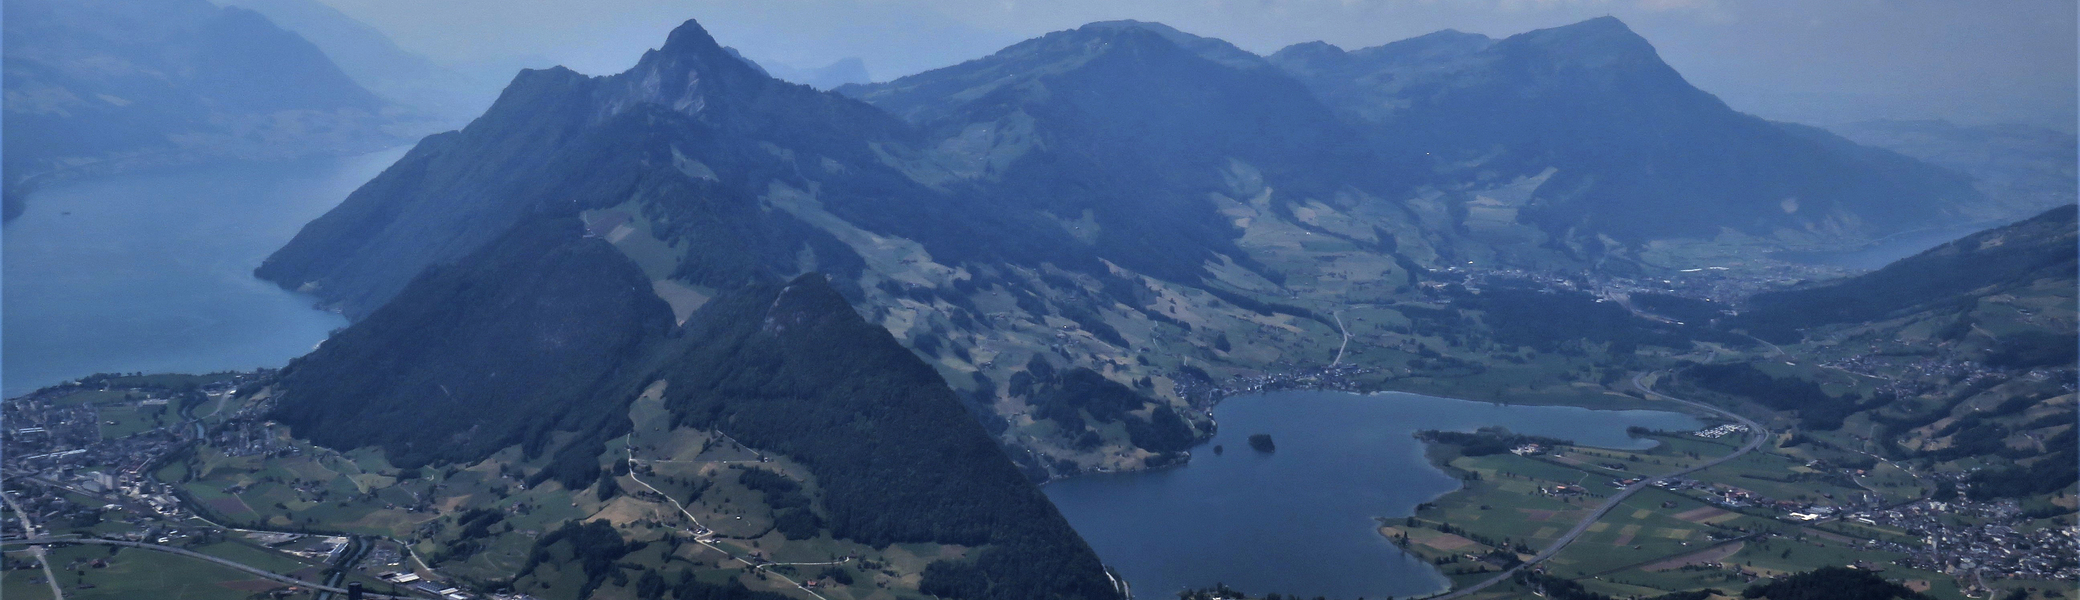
[1330,311,1352,367]
[3,490,66,600]
[622,440,835,600]
[2,538,415,599]
[1427,372,1768,599]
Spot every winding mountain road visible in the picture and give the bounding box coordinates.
[622,440,835,600]
[1426,372,1768,599]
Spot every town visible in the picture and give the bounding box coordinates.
[1,373,494,600]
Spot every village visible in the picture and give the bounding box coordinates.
[0,374,484,600]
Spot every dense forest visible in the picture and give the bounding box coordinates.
[1739,566,1933,600]
[264,216,1120,598]
[646,275,1118,600]
[1514,571,1715,600]
[1431,282,1740,354]
[1418,427,1572,457]
[1017,361,1199,456]
[1681,363,1863,430]
[521,520,795,600]
[268,218,673,487]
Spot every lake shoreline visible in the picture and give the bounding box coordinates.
[1044,389,1703,599]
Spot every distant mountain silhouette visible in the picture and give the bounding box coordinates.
[2,0,400,220]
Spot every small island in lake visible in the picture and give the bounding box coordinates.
[1248,434,1276,453]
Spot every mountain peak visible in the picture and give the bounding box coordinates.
[765,273,856,333]
[606,17,778,120]
[1507,15,1657,59]
[1072,19,1268,70]
[657,18,726,58]
[1276,40,1346,58]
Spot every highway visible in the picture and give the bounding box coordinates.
[1427,372,1768,599]
[2,537,416,599]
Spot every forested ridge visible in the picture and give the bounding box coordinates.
[269,218,672,486]
[264,234,1119,598]
[646,275,1118,599]
[1737,205,2077,343]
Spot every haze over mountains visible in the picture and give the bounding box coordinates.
[5,8,2073,600]
[251,14,2057,492]
[0,0,522,221]
[735,53,874,90]
[0,0,400,221]
[217,0,510,125]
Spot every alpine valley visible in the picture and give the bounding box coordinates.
[4,12,2074,600]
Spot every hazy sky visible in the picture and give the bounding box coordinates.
[317,0,2077,130]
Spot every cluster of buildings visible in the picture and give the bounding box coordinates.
[207,418,301,458]
[1850,499,2079,583]
[1434,259,1849,310]
[1200,363,1376,400]
[1692,424,1748,439]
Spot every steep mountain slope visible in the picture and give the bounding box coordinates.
[266,214,1120,597]
[1680,207,2076,500]
[1269,17,1982,243]
[644,275,1118,600]
[219,0,496,126]
[1,0,399,219]
[257,16,1992,477]
[272,218,673,479]
[258,19,1343,473]
[256,19,920,317]
[1737,204,2078,346]
[841,21,1402,284]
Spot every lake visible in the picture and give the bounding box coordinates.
[1767,224,1986,271]
[1044,390,1702,600]
[2,148,408,396]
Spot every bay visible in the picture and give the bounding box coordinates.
[1044,389,1702,600]
[3,148,408,396]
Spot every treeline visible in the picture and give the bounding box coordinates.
[1435,282,1743,355]
[1015,359,1198,455]
[1737,205,2077,343]
[1965,427,2078,499]
[736,468,823,540]
[1740,566,1932,600]
[519,520,647,599]
[1683,363,1862,430]
[650,276,1118,600]
[1418,426,1572,457]
[1181,564,1939,600]
[522,520,796,600]
[1516,571,1713,600]
[268,219,674,488]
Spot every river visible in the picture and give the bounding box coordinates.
[2,148,408,396]
[1043,390,1701,600]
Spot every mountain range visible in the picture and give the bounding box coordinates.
[256,15,2028,474]
[737,53,874,90]
[218,0,506,126]
[1,0,407,220]
[68,10,2053,598]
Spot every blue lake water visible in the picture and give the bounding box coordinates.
[2,148,407,396]
[1043,390,1702,600]
[1768,224,1986,271]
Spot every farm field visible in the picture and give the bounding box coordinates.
[1406,422,1992,600]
